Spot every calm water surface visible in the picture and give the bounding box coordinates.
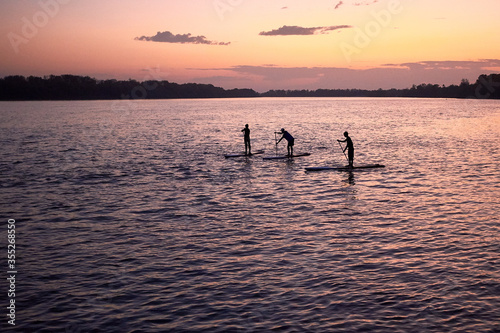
[0,98,499,332]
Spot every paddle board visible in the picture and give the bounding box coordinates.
[305,164,385,171]
[263,153,311,160]
[224,150,264,158]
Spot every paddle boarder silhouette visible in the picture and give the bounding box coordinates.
[337,131,354,167]
[241,124,251,155]
[277,128,294,156]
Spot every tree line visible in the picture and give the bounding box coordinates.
[0,74,499,100]
[262,75,500,99]
[0,75,259,100]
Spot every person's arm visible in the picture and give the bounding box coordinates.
[337,138,346,152]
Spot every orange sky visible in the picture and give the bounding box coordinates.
[1,0,500,91]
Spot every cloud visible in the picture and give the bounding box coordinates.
[259,25,353,36]
[135,31,230,45]
[354,0,379,6]
[193,59,500,92]
[333,0,380,10]
[385,59,500,71]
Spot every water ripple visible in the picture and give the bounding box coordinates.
[1,99,499,332]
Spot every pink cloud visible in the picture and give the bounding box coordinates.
[191,60,500,92]
[334,1,344,10]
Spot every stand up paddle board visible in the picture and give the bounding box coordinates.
[305,164,385,172]
[224,150,264,158]
[263,153,311,160]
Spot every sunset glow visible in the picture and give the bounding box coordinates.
[1,0,500,91]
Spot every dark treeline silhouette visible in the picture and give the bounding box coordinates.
[0,74,499,100]
[262,75,500,99]
[0,75,259,100]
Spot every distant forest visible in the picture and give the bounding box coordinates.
[0,74,499,100]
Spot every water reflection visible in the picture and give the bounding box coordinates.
[343,171,355,186]
[340,171,358,205]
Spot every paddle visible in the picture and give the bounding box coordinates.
[274,131,280,156]
[338,140,348,162]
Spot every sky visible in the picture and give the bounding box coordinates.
[1,0,500,92]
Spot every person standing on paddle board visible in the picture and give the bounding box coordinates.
[277,128,294,156]
[241,124,251,155]
[338,131,354,167]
